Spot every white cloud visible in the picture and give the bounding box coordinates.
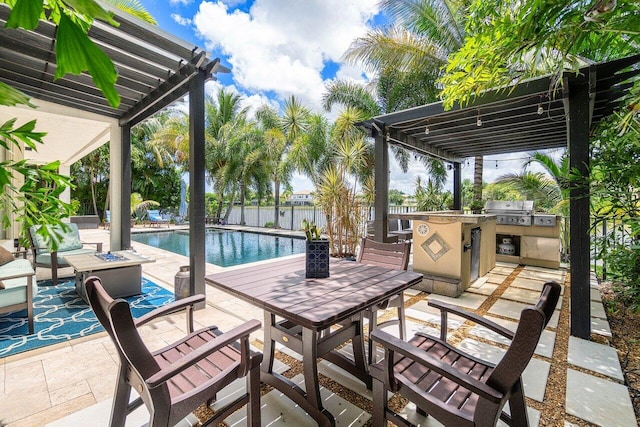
[170,0,192,6]
[171,13,192,26]
[193,0,379,112]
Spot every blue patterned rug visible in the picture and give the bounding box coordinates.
[0,277,174,357]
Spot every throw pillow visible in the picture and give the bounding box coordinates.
[0,246,14,266]
[0,281,4,290]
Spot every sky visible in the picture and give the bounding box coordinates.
[137,0,560,195]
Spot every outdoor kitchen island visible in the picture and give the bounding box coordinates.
[392,211,496,297]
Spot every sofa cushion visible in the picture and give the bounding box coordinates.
[0,258,36,305]
[30,223,83,254]
[0,246,14,266]
[35,247,98,266]
[0,281,4,289]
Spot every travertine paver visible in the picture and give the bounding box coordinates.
[427,291,488,310]
[511,276,565,295]
[498,407,541,427]
[491,266,516,276]
[467,315,556,358]
[518,268,566,282]
[566,369,637,427]
[501,286,564,306]
[405,287,422,296]
[457,338,550,402]
[590,287,602,302]
[405,300,466,329]
[467,277,500,296]
[489,299,560,328]
[222,374,370,426]
[568,336,624,381]
[591,316,612,337]
[590,300,607,319]
[45,397,196,427]
[399,402,541,427]
[484,272,508,284]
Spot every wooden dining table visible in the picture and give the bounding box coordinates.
[204,255,423,426]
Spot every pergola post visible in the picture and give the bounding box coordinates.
[120,124,132,250]
[109,123,131,251]
[566,75,592,339]
[452,162,462,210]
[189,70,206,306]
[373,123,389,242]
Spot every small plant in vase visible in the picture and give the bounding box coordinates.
[301,219,329,278]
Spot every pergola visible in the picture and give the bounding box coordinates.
[0,4,225,299]
[365,54,640,338]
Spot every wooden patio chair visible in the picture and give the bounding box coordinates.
[84,276,263,427]
[370,281,561,427]
[356,237,411,364]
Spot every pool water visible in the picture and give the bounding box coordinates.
[131,229,306,267]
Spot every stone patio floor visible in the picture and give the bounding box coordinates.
[0,227,636,426]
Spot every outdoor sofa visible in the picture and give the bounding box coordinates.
[0,247,36,334]
[28,223,103,286]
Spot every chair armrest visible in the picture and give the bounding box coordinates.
[0,268,35,281]
[371,329,503,404]
[135,294,206,327]
[428,299,514,340]
[146,319,261,388]
[82,242,103,253]
[11,250,28,259]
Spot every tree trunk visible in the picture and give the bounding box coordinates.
[273,176,281,228]
[473,156,483,202]
[89,169,98,216]
[239,183,246,225]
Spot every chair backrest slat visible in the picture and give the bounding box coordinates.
[85,277,161,383]
[356,237,411,271]
[486,281,560,395]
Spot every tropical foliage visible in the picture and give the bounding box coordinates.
[590,117,640,309]
[414,177,452,212]
[439,0,640,111]
[1,0,156,246]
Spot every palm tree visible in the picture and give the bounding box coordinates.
[104,0,157,24]
[525,151,570,214]
[220,121,269,225]
[255,97,310,228]
[287,113,332,188]
[494,171,562,213]
[329,0,469,191]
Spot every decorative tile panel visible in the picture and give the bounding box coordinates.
[421,232,451,261]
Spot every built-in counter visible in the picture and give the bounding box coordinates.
[392,211,496,297]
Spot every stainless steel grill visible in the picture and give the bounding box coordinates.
[484,201,557,227]
[484,200,534,226]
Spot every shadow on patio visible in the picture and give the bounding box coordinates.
[0,228,635,427]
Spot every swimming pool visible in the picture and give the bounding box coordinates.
[131,229,306,267]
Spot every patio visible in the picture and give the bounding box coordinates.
[0,227,635,426]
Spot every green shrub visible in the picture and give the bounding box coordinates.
[264,221,275,228]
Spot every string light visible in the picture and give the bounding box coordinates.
[537,104,544,115]
[476,110,482,127]
[424,126,430,135]
[386,132,390,142]
[495,160,499,169]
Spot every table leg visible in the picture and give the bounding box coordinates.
[262,312,276,374]
[350,312,372,389]
[259,311,335,426]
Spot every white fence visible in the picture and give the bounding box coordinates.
[222,204,420,231]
